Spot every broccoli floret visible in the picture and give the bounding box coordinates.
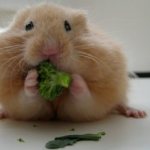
[37,61,71,101]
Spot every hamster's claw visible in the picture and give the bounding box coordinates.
[117,105,147,118]
[0,109,7,119]
[24,69,39,97]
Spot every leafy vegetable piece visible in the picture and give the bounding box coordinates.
[70,128,75,131]
[55,132,106,141]
[45,132,105,149]
[33,124,38,127]
[37,61,71,101]
[17,138,25,143]
[46,139,78,149]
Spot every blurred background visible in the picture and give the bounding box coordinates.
[0,0,149,73]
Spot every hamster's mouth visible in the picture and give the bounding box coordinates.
[45,53,67,71]
[24,49,67,78]
[41,44,60,65]
[24,56,61,78]
[47,54,60,65]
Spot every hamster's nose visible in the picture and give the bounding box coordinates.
[42,48,58,56]
[41,45,60,64]
[42,44,59,58]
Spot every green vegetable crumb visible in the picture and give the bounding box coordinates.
[37,61,71,101]
[17,138,25,143]
[70,128,75,131]
[45,131,105,149]
[33,124,38,127]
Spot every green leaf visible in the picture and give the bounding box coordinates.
[45,139,78,149]
[17,138,25,143]
[45,132,106,149]
[55,132,106,141]
[70,128,75,131]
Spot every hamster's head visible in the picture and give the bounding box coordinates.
[9,3,88,71]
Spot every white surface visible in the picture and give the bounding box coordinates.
[0,28,6,33]
[0,0,150,71]
[0,79,150,150]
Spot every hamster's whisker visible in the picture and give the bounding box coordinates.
[4,30,27,40]
[5,44,23,48]
[77,51,96,61]
[58,50,68,58]
[78,54,99,64]
[0,56,24,85]
[0,51,22,55]
[0,53,23,61]
[0,55,22,81]
[18,58,27,73]
[0,54,23,72]
[0,45,23,51]
[77,51,100,64]
[0,54,22,69]
[0,44,22,49]
[58,50,71,65]
[8,59,24,94]
[69,55,80,63]
[18,58,24,68]
[77,51,113,73]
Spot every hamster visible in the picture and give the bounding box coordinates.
[0,3,146,121]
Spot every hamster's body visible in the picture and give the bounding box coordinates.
[0,3,146,121]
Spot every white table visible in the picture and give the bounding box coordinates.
[0,79,150,150]
[0,28,6,33]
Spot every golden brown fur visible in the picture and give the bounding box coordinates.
[0,3,129,121]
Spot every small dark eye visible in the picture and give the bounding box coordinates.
[25,21,34,31]
[64,20,71,32]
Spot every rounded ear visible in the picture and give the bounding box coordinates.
[10,7,31,29]
[72,10,88,32]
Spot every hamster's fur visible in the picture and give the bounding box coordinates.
[0,3,146,121]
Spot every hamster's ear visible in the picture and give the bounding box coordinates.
[72,10,88,31]
[10,7,31,29]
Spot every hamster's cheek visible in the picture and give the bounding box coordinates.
[23,46,43,66]
[22,36,44,66]
[24,53,43,66]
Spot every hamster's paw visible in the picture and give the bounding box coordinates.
[117,105,147,118]
[69,74,91,100]
[24,69,39,97]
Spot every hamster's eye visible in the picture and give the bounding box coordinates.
[25,21,34,31]
[64,20,71,32]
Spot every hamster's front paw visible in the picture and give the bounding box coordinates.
[24,69,39,97]
[69,74,91,100]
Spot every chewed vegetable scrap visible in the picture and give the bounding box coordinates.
[37,60,71,101]
[45,131,106,149]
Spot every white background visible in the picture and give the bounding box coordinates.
[0,0,150,72]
